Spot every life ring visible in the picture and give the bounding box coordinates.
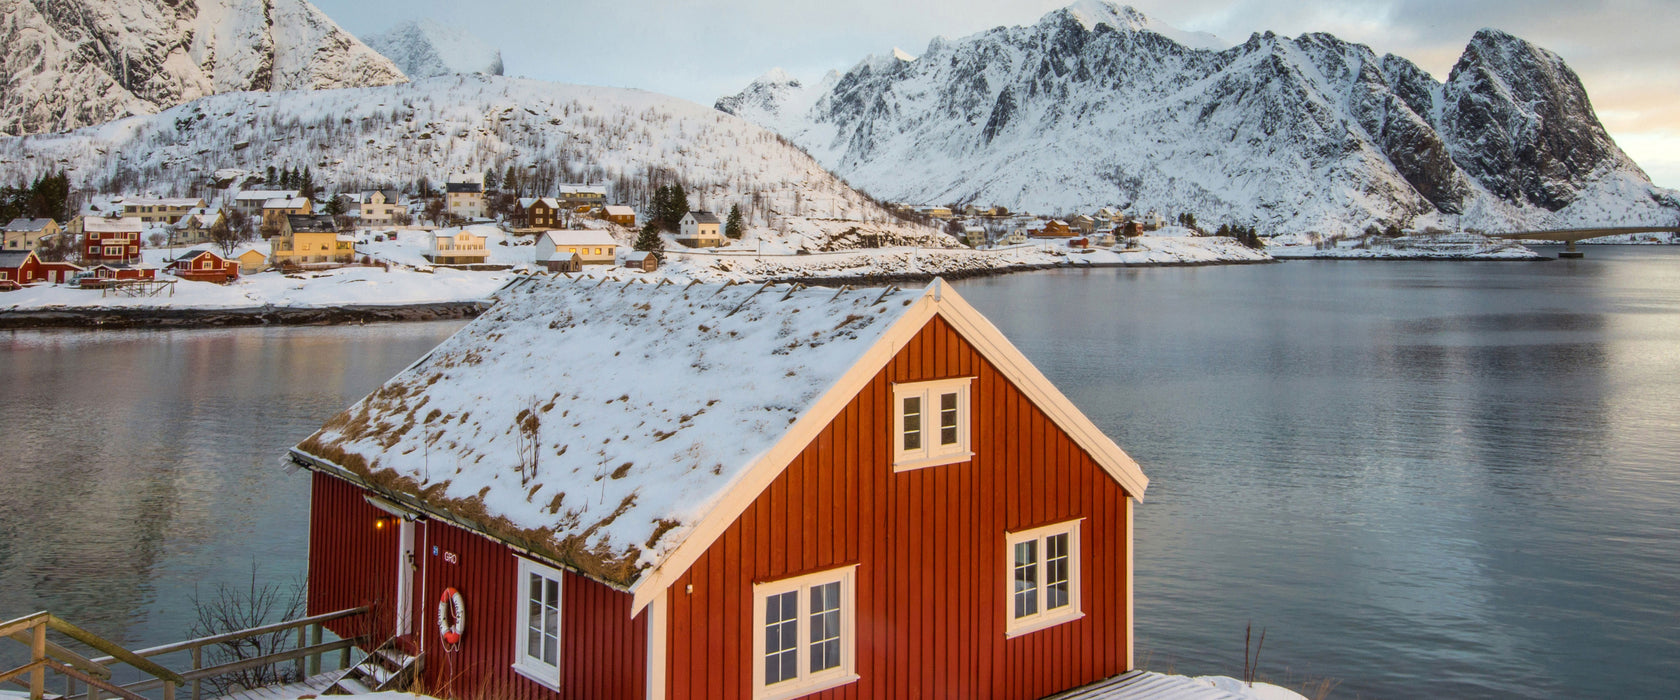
[437,587,465,646]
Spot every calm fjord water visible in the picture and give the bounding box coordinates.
[3,247,1678,697]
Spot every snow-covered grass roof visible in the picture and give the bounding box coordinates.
[296,278,927,588]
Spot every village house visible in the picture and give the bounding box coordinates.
[358,189,404,226]
[557,184,608,210]
[121,197,205,224]
[516,198,563,230]
[3,218,60,251]
[289,279,1147,700]
[262,196,314,227]
[1030,220,1073,238]
[447,178,487,220]
[918,205,954,220]
[622,250,657,272]
[270,215,354,267]
[601,205,636,227]
[231,245,270,274]
[232,190,302,217]
[426,231,490,265]
[677,211,723,248]
[536,229,617,268]
[1001,229,1029,245]
[81,263,158,284]
[1091,227,1118,248]
[168,249,241,284]
[171,208,228,247]
[1069,215,1096,235]
[0,250,84,287]
[963,225,988,248]
[69,215,145,264]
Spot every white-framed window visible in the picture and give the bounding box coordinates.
[1005,520,1083,637]
[892,378,973,471]
[752,565,859,700]
[512,557,564,689]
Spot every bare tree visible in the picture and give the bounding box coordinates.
[190,563,307,696]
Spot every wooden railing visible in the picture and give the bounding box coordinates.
[2,606,367,700]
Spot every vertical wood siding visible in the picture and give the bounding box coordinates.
[665,316,1135,699]
[308,471,647,699]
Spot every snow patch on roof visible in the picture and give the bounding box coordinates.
[296,279,927,587]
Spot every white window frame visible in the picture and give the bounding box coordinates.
[892,377,974,471]
[751,565,859,700]
[1004,519,1084,638]
[511,557,564,690]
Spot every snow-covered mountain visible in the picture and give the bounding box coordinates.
[364,19,504,79]
[0,75,950,249]
[718,1,1678,233]
[0,0,407,137]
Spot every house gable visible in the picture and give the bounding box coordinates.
[662,314,1135,698]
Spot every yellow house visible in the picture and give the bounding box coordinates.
[270,215,354,266]
[122,197,205,224]
[426,230,489,265]
[3,218,60,251]
[232,246,269,273]
[446,180,486,219]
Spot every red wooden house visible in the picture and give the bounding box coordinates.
[289,279,1149,700]
[169,250,241,283]
[73,216,146,264]
[0,250,83,289]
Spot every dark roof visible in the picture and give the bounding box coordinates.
[688,211,721,225]
[446,182,482,194]
[0,250,35,268]
[176,249,211,261]
[287,214,339,233]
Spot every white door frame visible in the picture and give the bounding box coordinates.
[397,520,416,636]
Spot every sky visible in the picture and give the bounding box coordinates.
[310,0,1680,190]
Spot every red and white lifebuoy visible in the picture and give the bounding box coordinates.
[437,587,466,646]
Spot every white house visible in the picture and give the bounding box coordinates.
[426,230,489,265]
[536,230,618,268]
[677,211,723,248]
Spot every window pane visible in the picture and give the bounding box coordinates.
[1013,541,1039,618]
[526,574,542,659]
[765,591,799,685]
[902,396,921,450]
[940,391,959,446]
[808,582,842,673]
[543,595,559,665]
[1046,533,1071,610]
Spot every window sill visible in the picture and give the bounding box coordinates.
[510,663,561,692]
[1005,610,1085,639]
[757,672,860,700]
[892,451,973,473]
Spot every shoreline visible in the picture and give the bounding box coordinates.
[0,301,490,330]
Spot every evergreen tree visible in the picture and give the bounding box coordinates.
[484,168,501,192]
[299,167,315,200]
[649,186,671,232]
[324,196,344,217]
[634,220,664,253]
[266,165,277,185]
[725,204,744,239]
[504,165,520,196]
[666,183,689,231]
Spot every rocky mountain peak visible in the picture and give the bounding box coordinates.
[364,19,504,79]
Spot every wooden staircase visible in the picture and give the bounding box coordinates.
[321,639,418,695]
[1,607,367,700]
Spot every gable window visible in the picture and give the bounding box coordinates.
[1005,520,1083,637]
[512,557,563,689]
[892,378,973,470]
[752,566,858,700]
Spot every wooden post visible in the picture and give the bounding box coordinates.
[308,624,323,676]
[162,681,175,700]
[190,646,202,700]
[30,621,46,700]
[295,627,307,680]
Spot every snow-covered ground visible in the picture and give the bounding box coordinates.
[0,231,1269,313]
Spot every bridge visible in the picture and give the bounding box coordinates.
[1487,226,1680,258]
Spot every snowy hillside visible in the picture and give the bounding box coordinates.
[0,0,407,136]
[364,19,504,78]
[718,1,1679,235]
[0,75,950,249]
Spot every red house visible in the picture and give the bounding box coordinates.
[81,263,158,284]
[169,250,241,283]
[74,216,146,264]
[289,279,1149,700]
[0,251,82,289]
